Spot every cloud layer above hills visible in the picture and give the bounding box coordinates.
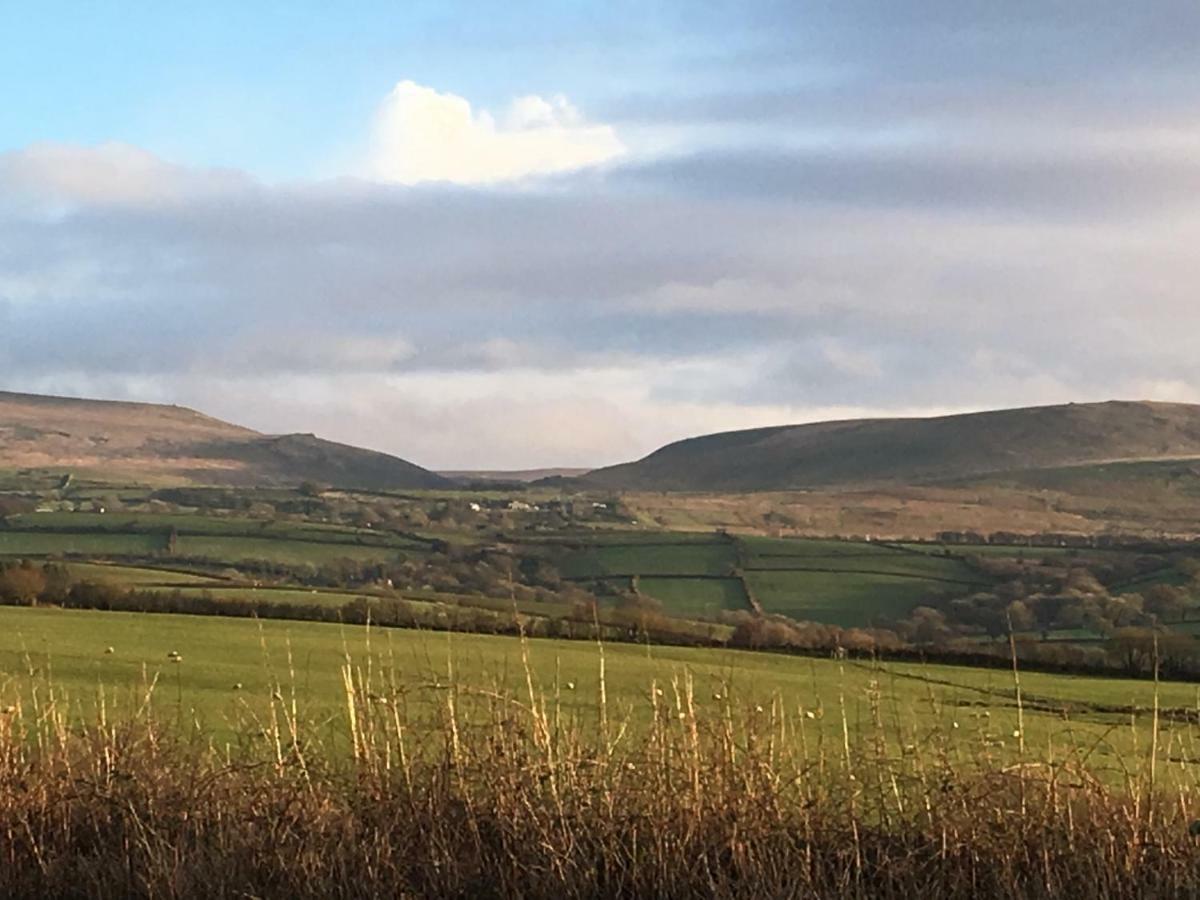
[4,2,1200,468]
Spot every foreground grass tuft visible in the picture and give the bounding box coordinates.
[0,636,1199,899]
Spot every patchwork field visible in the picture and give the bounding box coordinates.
[3,498,1195,648]
[0,512,427,567]
[551,534,1001,626]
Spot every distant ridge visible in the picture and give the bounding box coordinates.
[579,401,1200,492]
[440,468,592,484]
[0,390,448,489]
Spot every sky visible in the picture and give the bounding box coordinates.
[4,1,1200,470]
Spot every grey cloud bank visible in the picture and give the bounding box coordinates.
[3,3,1200,468]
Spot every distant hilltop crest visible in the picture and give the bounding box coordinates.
[577,400,1200,492]
[440,467,593,484]
[0,390,447,490]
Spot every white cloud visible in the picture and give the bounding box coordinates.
[369,80,625,185]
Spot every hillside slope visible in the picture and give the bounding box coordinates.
[0,391,448,489]
[580,401,1200,492]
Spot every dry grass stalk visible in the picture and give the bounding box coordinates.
[0,644,1195,898]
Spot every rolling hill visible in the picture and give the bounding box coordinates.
[580,401,1200,492]
[0,390,448,489]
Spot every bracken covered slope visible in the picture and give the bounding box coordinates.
[0,390,448,489]
[579,401,1200,491]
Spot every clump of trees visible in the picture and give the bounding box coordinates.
[868,552,1200,678]
[0,561,68,605]
[723,610,902,655]
[894,554,1200,644]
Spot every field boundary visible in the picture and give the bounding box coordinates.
[741,565,989,587]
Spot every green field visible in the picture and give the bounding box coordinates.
[0,531,166,556]
[173,534,414,565]
[65,562,223,586]
[741,536,907,557]
[164,585,375,608]
[2,507,433,570]
[0,530,416,566]
[10,512,417,544]
[558,541,736,578]
[896,541,1124,560]
[1111,567,1192,594]
[0,605,1181,774]
[3,504,1183,639]
[157,586,513,621]
[734,537,990,626]
[746,570,955,625]
[744,552,981,583]
[557,539,751,619]
[566,531,720,545]
[399,588,576,620]
[637,576,748,616]
[550,536,1002,625]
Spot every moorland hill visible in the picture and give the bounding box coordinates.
[0,390,447,489]
[579,401,1200,492]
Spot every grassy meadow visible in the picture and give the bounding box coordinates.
[0,604,1191,774]
[1,605,1199,896]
